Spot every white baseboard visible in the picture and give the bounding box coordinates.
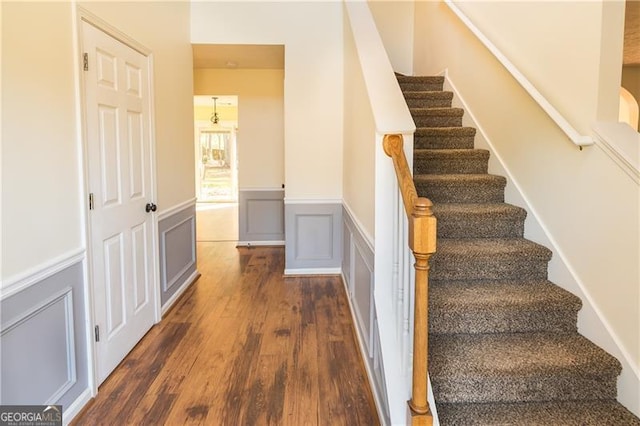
[283,267,342,276]
[63,387,92,425]
[236,240,285,247]
[161,270,200,316]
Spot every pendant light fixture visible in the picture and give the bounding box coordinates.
[211,96,219,125]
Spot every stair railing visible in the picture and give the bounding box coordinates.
[383,134,437,425]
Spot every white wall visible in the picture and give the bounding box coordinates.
[2,2,81,280]
[452,1,623,130]
[367,0,415,75]
[191,2,344,200]
[194,68,284,189]
[414,0,639,415]
[343,14,376,239]
[1,1,194,280]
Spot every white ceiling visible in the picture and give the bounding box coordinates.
[192,44,284,69]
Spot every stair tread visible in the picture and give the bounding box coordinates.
[431,280,581,310]
[436,238,552,260]
[415,148,489,157]
[403,91,452,98]
[410,107,464,116]
[415,126,476,135]
[414,173,506,184]
[396,75,444,84]
[436,400,640,426]
[429,332,622,378]
[432,202,526,217]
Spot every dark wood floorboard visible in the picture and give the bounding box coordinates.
[73,242,380,426]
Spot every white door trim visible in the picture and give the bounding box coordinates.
[75,6,160,397]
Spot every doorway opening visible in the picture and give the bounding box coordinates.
[194,95,239,242]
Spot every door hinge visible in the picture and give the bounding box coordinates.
[89,193,94,210]
[94,325,100,342]
[83,53,89,71]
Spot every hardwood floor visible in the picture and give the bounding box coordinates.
[73,242,380,426]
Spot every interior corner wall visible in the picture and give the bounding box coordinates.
[413,0,639,415]
[190,1,344,201]
[367,0,415,76]
[193,68,284,190]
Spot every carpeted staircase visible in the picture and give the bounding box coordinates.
[397,74,640,426]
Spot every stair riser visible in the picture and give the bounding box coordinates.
[406,98,453,109]
[429,308,578,334]
[431,257,549,281]
[414,157,488,175]
[399,82,443,92]
[415,135,475,150]
[416,182,505,204]
[413,115,463,128]
[430,374,618,404]
[435,216,525,239]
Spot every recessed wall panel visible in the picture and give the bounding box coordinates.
[295,214,333,260]
[1,290,75,404]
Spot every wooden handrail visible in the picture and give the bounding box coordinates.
[383,134,436,425]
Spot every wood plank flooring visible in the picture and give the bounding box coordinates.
[73,242,380,426]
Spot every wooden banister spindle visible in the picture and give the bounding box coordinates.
[408,198,436,426]
[383,134,436,426]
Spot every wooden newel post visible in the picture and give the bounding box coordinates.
[408,197,436,426]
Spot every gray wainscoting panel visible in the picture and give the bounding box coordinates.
[342,205,389,425]
[0,262,88,408]
[284,202,342,271]
[238,190,285,243]
[159,204,197,307]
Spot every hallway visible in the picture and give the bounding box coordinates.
[73,243,379,425]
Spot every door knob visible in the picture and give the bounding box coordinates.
[145,203,157,213]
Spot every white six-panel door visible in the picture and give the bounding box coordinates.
[82,21,156,384]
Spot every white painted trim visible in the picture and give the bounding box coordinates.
[283,267,342,276]
[161,270,200,316]
[237,240,285,247]
[239,188,284,192]
[157,197,197,221]
[592,122,640,185]
[283,198,342,205]
[444,73,640,410]
[0,249,85,301]
[77,7,151,55]
[340,272,389,426]
[342,201,375,252]
[62,387,92,426]
[444,0,593,148]
[345,1,415,135]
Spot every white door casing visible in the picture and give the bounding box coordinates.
[81,20,157,384]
